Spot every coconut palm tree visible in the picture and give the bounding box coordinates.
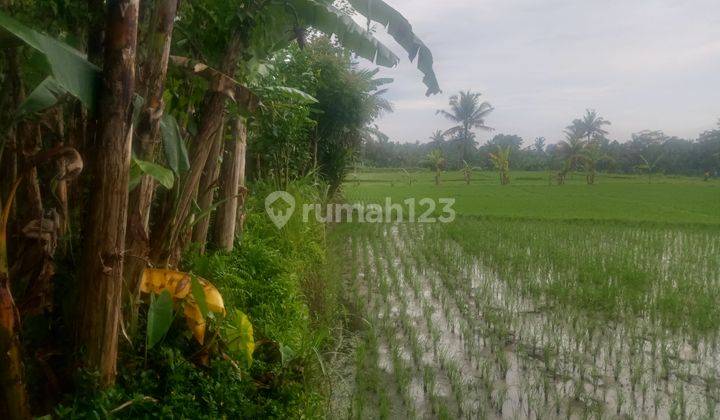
[489,145,511,185]
[578,109,611,143]
[426,150,445,185]
[437,91,494,162]
[429,130,445,147]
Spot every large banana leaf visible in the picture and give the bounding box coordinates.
[130,158,175,190]
[0,11,100,110]
[294,0,399,68]
[16,77,67,117]
[347,0,440,95]
[293,0,439,95]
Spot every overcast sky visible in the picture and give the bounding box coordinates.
[361,0,720,146]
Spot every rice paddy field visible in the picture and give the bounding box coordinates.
[328,170,720,419]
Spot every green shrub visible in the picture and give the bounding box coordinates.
[57,179,337,418]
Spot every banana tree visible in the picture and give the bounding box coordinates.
[461,160,472,185]
[0,179,29,420]
[157,0,442,264]
[489,145,511,185]
[426,150,445,185]
[0,8,126,393]
[0,0,443,394]
[0,145,83,419]
[401,168,417,186]
[636,153,664,184]
[581,142,613,185]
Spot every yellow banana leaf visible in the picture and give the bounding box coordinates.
[183,302,206,345]
[140,268,191,299]
[201,280,225,315]
[141,268,226,345]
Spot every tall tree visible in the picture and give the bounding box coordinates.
[123,0,180,329]
[0,180,30,420]
[77,0,139,387]
[192,119,225,253]
[214,117,248,251]
[429,130,445,147]
[437,91,493,162]
[577,109,611,143]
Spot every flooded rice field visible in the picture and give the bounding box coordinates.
[335,221,720,419]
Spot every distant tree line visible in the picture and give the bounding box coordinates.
[361,103,720,178]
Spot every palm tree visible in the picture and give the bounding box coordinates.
[578,109,611,143]
[437,91,494,163]
[429,130,445,147]
[533,137,546,154]
[489,145,511,185]
[426,150,445,185]
[361,69,395,119]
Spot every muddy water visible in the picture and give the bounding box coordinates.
[343,224,720,419]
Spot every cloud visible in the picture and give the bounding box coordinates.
[357,0,720,145]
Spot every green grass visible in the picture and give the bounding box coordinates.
[344,170,720,225]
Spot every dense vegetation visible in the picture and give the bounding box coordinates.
[363,104,720,178]
[2,1,718,418]
[0,0,438,418]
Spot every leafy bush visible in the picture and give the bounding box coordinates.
[56,179,336,418]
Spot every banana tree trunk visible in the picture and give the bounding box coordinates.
[0,43,21,219]
[17,124,43,222]
[0,277,30,420]
[192,118,225,253]
[214,118,247,251]
[0,177,30,420]
[123,0,179,331]
[54,109,69,238]
[153,31,244,262]
[77,0,139,388]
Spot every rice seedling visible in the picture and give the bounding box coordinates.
[332,173,720,419]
